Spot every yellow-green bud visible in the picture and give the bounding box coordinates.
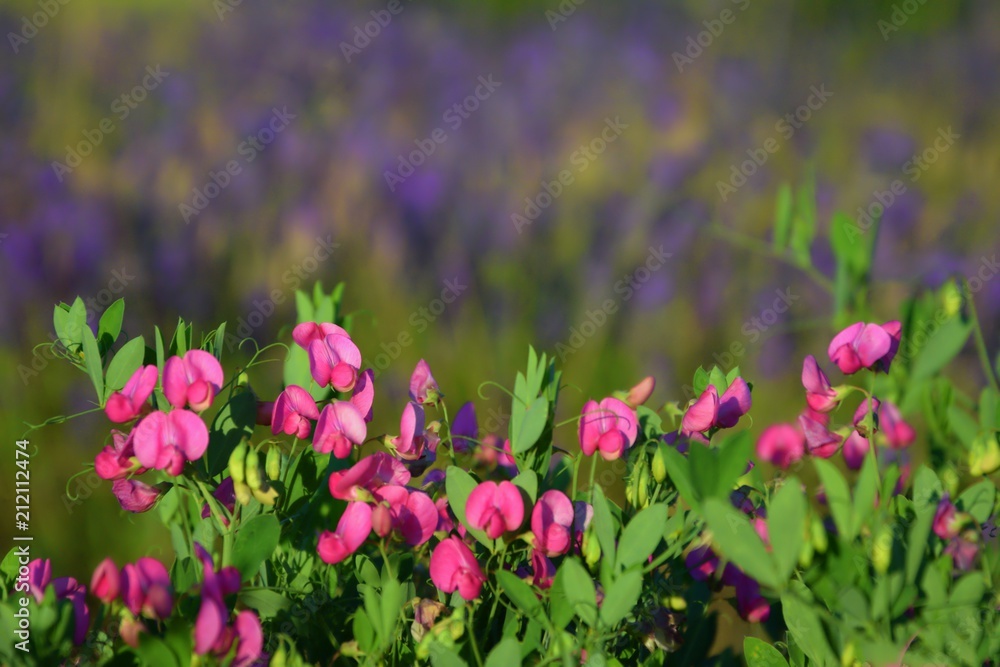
[652,441,668,483]
[798,538,814,569]
[638,464,651,508]
[969,434,1000,476]
[234,480,253,506]
[840,641,856,667]
[583,525,602,569]
[269,645,287,667]
[667,595,686,611]
[228,443,247,485]
[872,526,892,575]
[266,447,281,480]
[811,516,828,554]
[245,449,263,491]
[252,481,280,506]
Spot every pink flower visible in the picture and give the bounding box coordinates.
[95,429,146,481]
[201,477,236,524]
[121,558,173,620]
[193,543,243,657]
[933,495,961,540]
[351,369,375,422]
[685,545,719,581]
[682,385,718,435]
[371,485,439,546]
[465,481,524,539]
[292,322,349,349]
[231,610,264,667]
[90,558,120,604]
[733,574,770,623]
[112,479,164,513]
[317,502,373,564]
[430,536,486,600]
[313,401,367,458]
[681,379,752,434]
[531,490,574,557]
[755,424,805,469]
[133,409,209,476]
[944,535,979,571]
[879,401,916,449]
[827,321,902,375]
[26,558,51,602]
[255,401,274,427]
[579,397,638,461]
[435,496,456,534]
[842,431,870,470]
[51,575,89,645]
[308,333,362,392]
[716,378,752,428]
[390,402,429,460]
[105,365,158,423]
[271,385,320,439]
[328,452,411,501]
[625,376,656,409]
[529,550,556,589]
[802,355,839,413]
[163,350,224,412]
[409,359,440,405]
[798,412,841,459]
[451,402,478,454]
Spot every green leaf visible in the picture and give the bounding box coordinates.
[910,316,973,382]
[772,183,793,252]
[511,470,538,504]
[813,458,853,541]
[133,634,180,667]
[445,466,493,550]
[62,297,87,348]
[616,504,667,571]
[906,510,934,584]
[768,479,806,582]
[599,570,642,627]
[81,324,104,404]
[591,485,618,567]
[912,465,943,510]
[105,336,146,393]
[238,589,291,619]
[852,448,880,535]
[98,298,125,352]
[213,322,227,360]
[744,636,789,667]
[353,609,375,654]
[429,643,469,667]
[510,396,548,454]
[558,558,597,626]
[781,582,837,666]
[707,366,728,394]
[702,498,780,589]
[497,570,543,620]
[231,514,280,580]
[956,480,995,523]
[949,573,986,608]
[379,577,403,648]
[485,637,521,667]
[661,446,697,508]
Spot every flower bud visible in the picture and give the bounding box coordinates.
[810,516,828,553]
[798,538,814,569]
[234,480,253,506]
[583,525,602,569]
[871,526,892,574]
[228,443,247,485]
[266,447,281,480]
[969,434,1000,476]
[252,482,279,506]
[840,641,856,667]
[652,440,668,483]
[638,464,651,508]
[372,504,393,538]
[625,376,656,408]
[245,449,263,491]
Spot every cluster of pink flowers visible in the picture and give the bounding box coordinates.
[933,495,981,571]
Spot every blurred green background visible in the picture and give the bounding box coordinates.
[1,0,997,613]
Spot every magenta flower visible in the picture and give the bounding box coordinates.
[231,610,264,667]
[625,376,656,409]
[201,477,236,524]
[430,536,486,600]
[878,401,916,449]
[451,402,478,454]
[112,478,164,513]
[944,535,979,571]
[755,424,805,469]
[409,359,440,405]
[193,543,243,657]
[328,452,411,501]
[317,501,373,564]
[465,481,524,539]
[163,350,224,412]
[573,501,593,550]
[390,402,429,460]
[25,561,90,644]
[579,397,638,461]
[133,409,209,476]
[732,572,770,623]
[105,365,157,423]
[351,368,375,422]
[529,549,556,590]
[681,379,752,434]
[531,489,574,557]
[932,495,962,540]
[842,431,870,470]
[797,412,841,459]
[435,496,456,534]
[90,558,120,604]
[292,321,349,349]
[827,321,902,375]
[801,355,839,413]
[95,429,146,481]
[271,385,320,439]
[26,558,51,602]
[308,333,362,392]
[685,545,719,581]
[371,485,439,546]
[121,558,173,620]
[313,401,367,458]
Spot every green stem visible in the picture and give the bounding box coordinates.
[467,605,485,667]
[571,453,583,500]
[587,455,598,502]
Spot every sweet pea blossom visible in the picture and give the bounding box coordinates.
[933,495,963,540]
[797,412,841,459]
[465,481,524,539]
[625,376,656,408]
[292,321,349,349]
[579,397,638,461]
[842,431,871,470]
[430,536,486,600]
[328,452,411,501]
[112,478,165,513]
[193,543,244,658]
[371,485,439,546]
[133,409,210,476]
[313,401,367,458]
[105,365,157,423]
[26,560,90,645]
[755,424,805,469]
[95,429,146,481]
[878,401,916,449]
[681,378,752,434]
[409,359,440,405]
[531,489,574,557]
[451,402,478,453]
[271,385,320,439]
[163,350,224,411]
[308,333,362,392]
[529,550,556,590]
[685,545,719,581]
[121,557,173,620]
[827,321,902,375]
[801,355,839,413]
[317,501,373,564]
[201,477,237,524]
[90,558,120,604]
[389,402,430,461]
[351,368,375,422]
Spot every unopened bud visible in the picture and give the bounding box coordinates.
[266,447,281,480]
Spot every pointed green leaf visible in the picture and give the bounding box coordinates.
[702,498,780,589]
[485,637,521,667]
[81,325,104,404]
[616,504,667,571]
[813,458,853,541]
[768,479,806,582]
[98,298,124,351]
[105,336,146,394]
[744,636,789,667]
[445,466,493,550]
[599,570,642,627]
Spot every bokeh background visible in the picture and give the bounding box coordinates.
[1,0,998,622]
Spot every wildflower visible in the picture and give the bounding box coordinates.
[430,536,485,600]
[317,502,373,564]
[531,489,574,557]
[755,424,805,469]
[801,355,839,413]
[827,321,902,374]
[579,397,638,460]
[271,385,320,439]
[465,481,524,539]
[313,401,367,458]
[132,409,209,476]
[163,350,224,411]
[308,333,362,392]
[105,365,157,423]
